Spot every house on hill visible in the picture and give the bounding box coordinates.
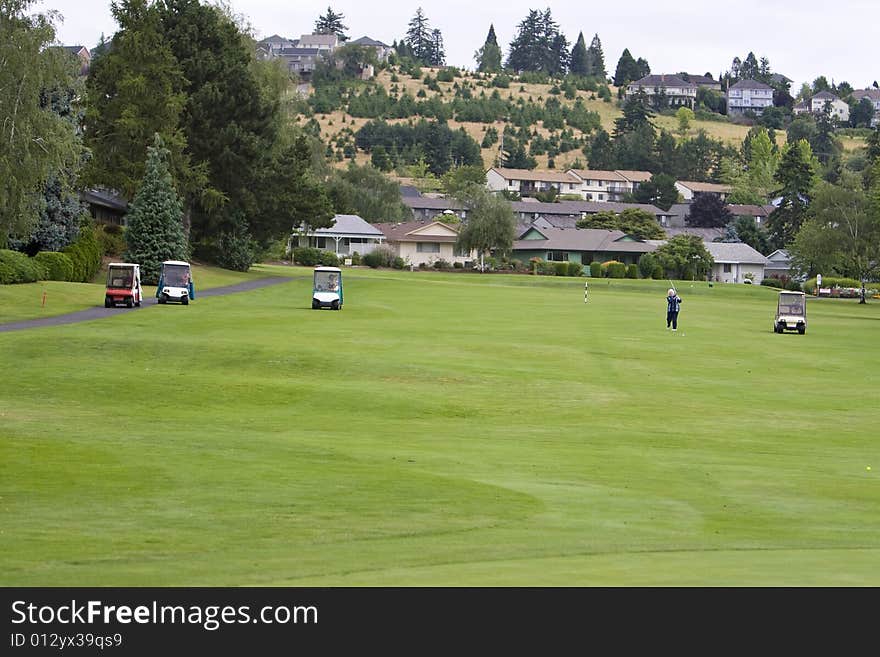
[727,79,774,115]
[485,168,583,199]
[625,74,697,108]
[349,36,395,62]
[675,180,732,202]
[851,88,880,126]
[793,90,850,122]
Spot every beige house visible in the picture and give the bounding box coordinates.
[625,74,698,108]
[566,169,631,202]
[851,88,880,126]
[485,168,582,198]
[675,180,733,202]
[375,221,474,267]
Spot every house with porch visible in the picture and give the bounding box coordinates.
[704,242,768,284]
[485,168,582,199]
[375,220,474,267]
[292,214,385,257]
[566,169,631,202]
[512,225,656,268]
[625,74,698,108]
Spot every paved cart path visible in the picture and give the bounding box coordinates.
[0,276,294,333]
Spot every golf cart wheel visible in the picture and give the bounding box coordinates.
[135,300,141,307]
[158,294,166,304]
[798,326,805,335]
[182,296,189,305]
[312,299,320,310]
[126,297,133,308]
[331,300,339,310]
[105,296,112,308]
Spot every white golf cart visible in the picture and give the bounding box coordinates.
[312,266,343,310]
[105,263,142,308]
[773,290,807,334]
[157,260,195,305]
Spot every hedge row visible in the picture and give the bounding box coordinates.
[34,252,75,281]
[802,276,863,294]
[62,223,102,282]
[0,250,44,284]
[292,247,340,267]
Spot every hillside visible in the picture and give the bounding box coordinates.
[291,64,866,178]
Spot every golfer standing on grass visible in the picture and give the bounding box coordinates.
[666,288,682,331]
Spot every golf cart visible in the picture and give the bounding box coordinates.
[312,266,343,310]
[157,260,195,305]
[773,290,807,334]
[105,263,142,308]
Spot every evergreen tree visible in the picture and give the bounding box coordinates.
[812,102,842,166]
[586,33,606,79]
[766,139,817,248]
[613,93,655,137]
[405,7,433,64]
[475,24,502,73]
[314,6,348,41]
[586,129,615,170]
[633,173,678,211]
[613,48,636,86]
[506,8,567,75]
[124,134,188,284]
[635,57,651,78]
[429,28,446,66]
[569,32,589,77]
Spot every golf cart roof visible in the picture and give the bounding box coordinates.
[778,291,805,297]
[314,266,342,273]
[163,260,190,267]
[108,263,139,268]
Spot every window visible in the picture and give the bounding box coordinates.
[723,264,732,273]
[316,237,326,249]
[547,251,568,262]
[417,242,440,253]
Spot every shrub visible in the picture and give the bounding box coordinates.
[63,222,103,283]
[803,276,861,294]
[97,224,126,257]
[215,231,258,272]
[436,68,458,82]
[603,261,626,278]
[554,261,569,276]
[318,251,340,267]
[652,265,664,280]
[638,253,656,279]
[392,257,405,269]
[568,261,584,277]
[0,249,44,284]
[292,247,322,266]
[34,252,74,281]
[626,264,639,279]
[453,261,463,269]
[492,73,510,88]
[433,258,452,270]
[350,251,362,266]
[589,261,602,278]
[362,245,397,268]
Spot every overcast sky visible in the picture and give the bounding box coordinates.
[39,0,879,90]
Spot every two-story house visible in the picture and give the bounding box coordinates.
[348,36,395,62]
[727,79,774,115]
[566,170,630,202]
[625,74,697,108]
[675,181,732,202]
[485,168,583,199]
[851,88,880,127]
[793,91,850,123]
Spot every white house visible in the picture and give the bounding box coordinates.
[298,33,339,52]
[704,242,769,284]
[625,74,697,108]
[293,214,385,256]
[765,249,793,279]
[851,88,880,126]
[793,91,850,123]
[675,181,733,202]
[727,79,774,115]
[375,220,474,267]
[485,168,583,198]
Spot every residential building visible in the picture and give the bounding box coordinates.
[275,47,322,76]
[292,214,385,256]
[851,88,880,126]
[566,169,631,202]
[512,225,656,267]
[615,170,653,193]
[61,45,90,76]
[297,33,339,52]
[348,36,395,62]
[625,74,697,108]
[764,249,793,279]
[485,168,583,198]
[675,181,732,202]
[401,196,467,222]
[792,91,850,123]
[703,242,768,284]
[375,220,474,267]
[82,188,127,226]
[727,79,774,115]
[728,204,776,226]
[683,74,722,92]
[255,34,297,59]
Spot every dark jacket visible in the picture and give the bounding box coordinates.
[667,295,682,313]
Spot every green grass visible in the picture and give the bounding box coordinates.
[1,269,879,585]
[0,263,275,324]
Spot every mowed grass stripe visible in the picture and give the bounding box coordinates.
[1,272,879,585]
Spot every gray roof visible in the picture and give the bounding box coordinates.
[511,200,666,216]
[728,204,775,217]
[703,241,769,264]
[812,90,840,101]
[81,188,127,211]
[629,74,696,89]
[513,226,656,254]
[402,197,463,211]
[664,227,725,241]
[308,214,384,237]
[730,79,772,90]
[350,36,391,48]
[279,47,320,56]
